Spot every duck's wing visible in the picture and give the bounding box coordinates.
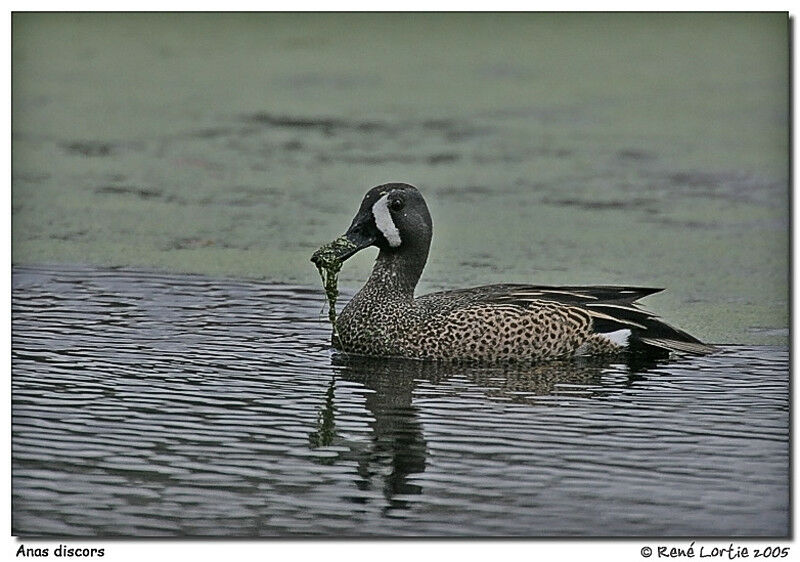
[474,284,664,307]
[421,284,715,355]
[420,283,662,309]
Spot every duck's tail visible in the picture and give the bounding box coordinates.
[584,297,716,355]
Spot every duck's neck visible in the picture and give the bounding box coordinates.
[363,246,429,301]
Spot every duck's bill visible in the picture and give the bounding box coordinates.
[310,230,376,268]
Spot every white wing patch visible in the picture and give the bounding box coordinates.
[599,329,632,347]
[372,194,402,247]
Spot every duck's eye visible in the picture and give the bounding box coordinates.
[389,198,404,211]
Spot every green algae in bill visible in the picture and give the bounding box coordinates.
[310,236,358,343]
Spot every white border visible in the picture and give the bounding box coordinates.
[4,7,795,561]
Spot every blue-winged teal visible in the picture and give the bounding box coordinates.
[311,183,714,361]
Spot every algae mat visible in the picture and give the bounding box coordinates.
[12,13,789,345]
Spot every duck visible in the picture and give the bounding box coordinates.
[311,182,714,362]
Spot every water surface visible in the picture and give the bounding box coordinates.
[12,265,789,537]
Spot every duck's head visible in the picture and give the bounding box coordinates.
[312,182,433,266]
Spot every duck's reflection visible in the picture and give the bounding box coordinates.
[352,365,426,510]
[308,352,667,512]
[308,361,427,512]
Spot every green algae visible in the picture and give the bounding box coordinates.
[308,378,337,450]
[311,236,357,344]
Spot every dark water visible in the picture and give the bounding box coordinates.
[11,265,788,537]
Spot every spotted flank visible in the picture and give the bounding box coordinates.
[312,182,715,362]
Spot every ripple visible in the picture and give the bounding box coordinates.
[12,265,789,537]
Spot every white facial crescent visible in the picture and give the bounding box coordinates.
[371,193,402,248]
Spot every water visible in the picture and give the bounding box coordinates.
[12,265,788,537]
